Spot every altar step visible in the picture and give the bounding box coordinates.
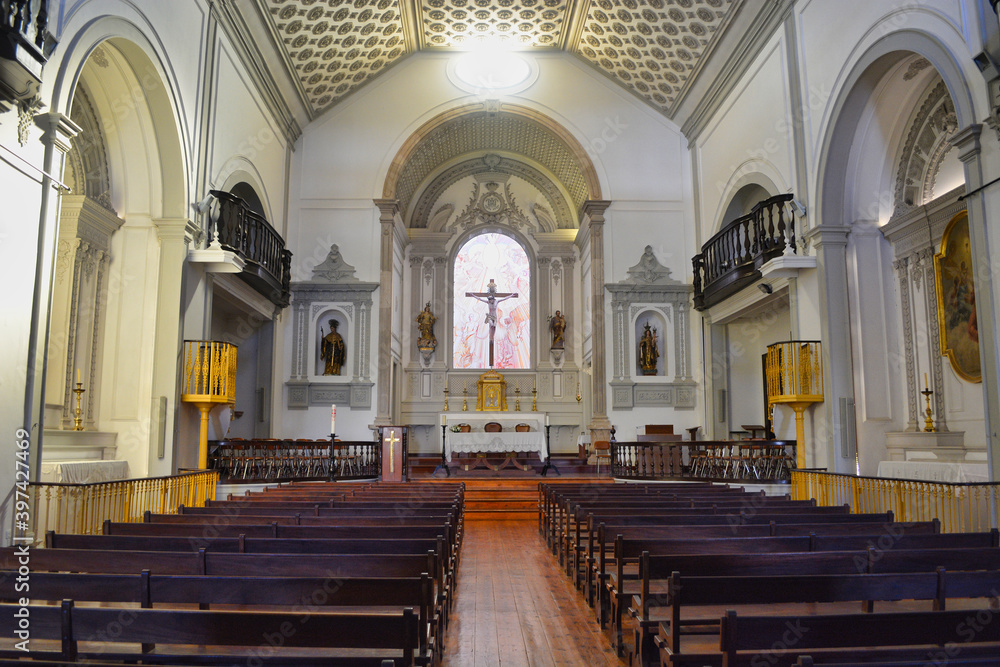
[454,477,614,521]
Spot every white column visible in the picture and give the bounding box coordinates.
[805,224,855,472]
[583,201,612,440]
[951,125,1000,480]
[893,256,920,431]
[373,199,400,427]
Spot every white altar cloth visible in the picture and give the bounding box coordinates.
[446,432,546,462]
[39,460,130,484]
[876,460,989,484]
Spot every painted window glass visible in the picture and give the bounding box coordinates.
[453,233,531,369]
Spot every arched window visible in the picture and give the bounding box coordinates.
[453,232,531,369]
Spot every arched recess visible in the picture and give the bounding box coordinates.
[216,161,276,225]
[381,102,603,218]
[45,18,192,477]
[712,165,786,235]
[813,28,978,474]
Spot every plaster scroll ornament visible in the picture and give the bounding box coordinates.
[625,245,678,285]
[453,179,531,231]
[312,244,359,283]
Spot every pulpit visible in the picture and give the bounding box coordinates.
[380,426,407,483]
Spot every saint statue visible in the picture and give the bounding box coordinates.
[638,322,659,375]
[320,319,346,375]
[549,310,566,349]
[416,302,437,350]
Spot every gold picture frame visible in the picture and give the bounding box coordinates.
[934,210,981,383]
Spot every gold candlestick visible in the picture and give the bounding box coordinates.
[920,379,935,433]
[72,381,85,431]
[532,386,537,412]
[462,386,468,412]
[442,387,449,412]
[515,387,521,412]
[575,380,582,403]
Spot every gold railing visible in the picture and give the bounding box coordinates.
[16,469,218,547]
[792,469,999,533]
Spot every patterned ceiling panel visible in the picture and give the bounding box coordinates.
[395,111,589,216]
[419,0,570,49]
[575,0,734,114]
[264,0,409,111]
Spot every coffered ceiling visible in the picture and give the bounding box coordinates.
[253,0,742,119]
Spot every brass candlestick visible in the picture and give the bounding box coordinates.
[515,387,521,412]
[532,386,537,412]
[921,384,936,432]
[575,380,582,403]
[72,381,85,431]
[443,387,449,412]
[462,386,468,412]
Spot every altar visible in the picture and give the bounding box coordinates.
[442,412,548,463]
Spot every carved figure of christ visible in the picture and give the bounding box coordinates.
[466,278,518,368]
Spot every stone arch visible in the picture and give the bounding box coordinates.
[713,169,785,235]
[381,102,602,222]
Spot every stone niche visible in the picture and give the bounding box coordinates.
[606,246,696,410]
[286,245,377,409]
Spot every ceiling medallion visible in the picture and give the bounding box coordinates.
[447,40,537,95]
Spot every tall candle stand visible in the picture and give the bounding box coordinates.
[532,387,537,412]
[435,424,450,477]
[921,385,936,432]
[72,382,85,431]
[540,424,559,476]
[442,387,449,412]
[515,387,521,412]
[462,387,468,412]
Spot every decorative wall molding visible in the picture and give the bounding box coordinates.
[287,246,378,409]
[606,245,693,407]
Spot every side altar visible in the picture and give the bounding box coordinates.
[442,412,548,468]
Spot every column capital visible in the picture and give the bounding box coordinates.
[582,200,612,223]
[373,199,400,222]
[34,112,81,154]
[950,124,982,163]
[805,224,851,249]
[154,218,200,245]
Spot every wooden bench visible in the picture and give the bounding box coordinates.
[0,601,419,665]
[0,570,437,665]
[643,567,1000,667]
[716,607,1000,666]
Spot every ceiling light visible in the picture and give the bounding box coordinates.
[448,38,535,95]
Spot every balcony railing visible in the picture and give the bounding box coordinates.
[693,193,796,310]
[211,190,291,308]
[0,0,49,104]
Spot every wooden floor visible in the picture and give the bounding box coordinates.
[442,519,626,667]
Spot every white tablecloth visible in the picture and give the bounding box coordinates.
[39,460,131,484]
[876,460,990,483]
[446,432,547,462]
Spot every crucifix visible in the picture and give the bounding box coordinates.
[466,278,518,368]
[387,429,399,474]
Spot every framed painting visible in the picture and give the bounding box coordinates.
[934,210,981,383]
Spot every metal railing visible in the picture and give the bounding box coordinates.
[210,190,291,307]
[17,469,218,546]
[693,193,796,310]
[792,469,999,533]
[611,441,795,482]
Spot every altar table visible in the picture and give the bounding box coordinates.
[442,412,547,463]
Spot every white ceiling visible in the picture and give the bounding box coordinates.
[254,0,742,118]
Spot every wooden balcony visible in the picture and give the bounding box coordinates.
[0,0,49,106]
[210,190,291,308]
[692,193,796,311]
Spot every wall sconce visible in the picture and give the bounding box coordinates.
[757,283,773,295]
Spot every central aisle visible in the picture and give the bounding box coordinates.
[442,520,627,667]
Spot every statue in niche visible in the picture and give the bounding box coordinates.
[416,302,437,351]
[638,322,659,376]
[320,319,346,375]
[549,310,566,349]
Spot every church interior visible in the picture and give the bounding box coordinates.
[3,0,1000,664]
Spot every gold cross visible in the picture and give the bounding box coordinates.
[387,430,400,475]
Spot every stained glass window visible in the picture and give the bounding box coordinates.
[453,233,531,369]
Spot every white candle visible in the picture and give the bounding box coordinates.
[76,368,81,384]
[545,414,549,427]
[330,404,336,434]
[441,414,446,426]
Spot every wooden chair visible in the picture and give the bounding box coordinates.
[457,423,471,433]
[515,423,530,432]
[484,422,502,432]
[593,440,611,475]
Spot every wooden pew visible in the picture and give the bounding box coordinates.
[0,601,419,666]
[0,570,437,665]
[643,567,1000,667]
[717,607,1000,666]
